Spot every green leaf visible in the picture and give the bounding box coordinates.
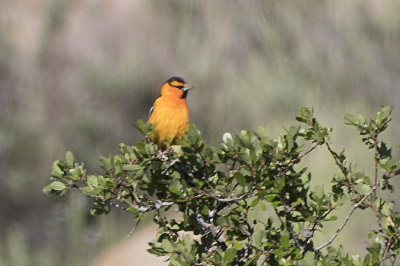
[87,175,98,187]
[81,186,99,196]
[133,119,154,135]
[65,151,74,167]
[169,186,182,196]
[48,181,66,191]
[252,223,264,248]
[222,248,236,266]
[234,172,246,186]
[99,156,112,172]
[122,164,142,172]
[324,215,338,221]
[42,185,53,195]
[51,161,64,178]
[375,105,393,127]
[128,207,139,216]
[254,126,271,144]
[296,107,313,123]
[160,238,174,253]
[355,184,370,195]
[344,113,365,127]
[250,197,259,207]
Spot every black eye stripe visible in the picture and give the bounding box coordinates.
[167,81,184,89]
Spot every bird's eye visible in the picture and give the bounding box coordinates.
[175,85,184,89]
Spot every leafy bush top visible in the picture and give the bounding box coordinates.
[44,106,400,265]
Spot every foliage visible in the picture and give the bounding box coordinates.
[44,106,400,265]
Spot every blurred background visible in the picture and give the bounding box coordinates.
[1,0,400,265]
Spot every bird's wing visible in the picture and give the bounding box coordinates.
[148,105,154,120]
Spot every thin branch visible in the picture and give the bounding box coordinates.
[195,211,227,250]
[127,219,141,238]
[131,190,141,203]
[369,202,384,234]
[373,133,379,185]
[315,182,383,251]
[137,200,174,213]
[316,169,400,251]
[210,190,258,203]
[282,142,320,166]
[275,191,305,254]
[380,234,393,266]
[305,206,335,246]
[161,158,181,174]
[325,142,355,201]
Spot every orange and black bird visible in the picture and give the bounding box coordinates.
[148,77,193,147]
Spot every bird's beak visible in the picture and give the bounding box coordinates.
[182,86,194,92]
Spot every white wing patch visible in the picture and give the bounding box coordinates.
[148,106,154,119]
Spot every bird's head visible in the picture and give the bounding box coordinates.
[160,77,193,99]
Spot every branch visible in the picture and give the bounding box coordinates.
[373,133,379,185]
[304,206,335,245]
[282,142,320,166]
[369,202,384,234]
[210,190,258,203]
[127,219,141,238]
[325,142,355,201]
[195,211,227,250]
[137,200,174,213]
[380,234,393,266]
[238,220,253,263]
[315,181,383,251]
[274,191,305,254]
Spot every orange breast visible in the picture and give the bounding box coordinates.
[148,96,189,146]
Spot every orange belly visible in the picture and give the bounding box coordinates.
[148,97,189,146]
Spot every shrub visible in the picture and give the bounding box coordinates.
[44,106,400,265]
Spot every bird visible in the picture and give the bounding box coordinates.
[148,77,193,147]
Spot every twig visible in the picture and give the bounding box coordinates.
[316,172,398,251]
[282,192,304,253]
[274,189,305,254]
[137,200,174,213]
[380,234,393,266]
[315,182,382,251]
[210,190,258,203]
[373,133,379,185]
[195,211,227,250]
[131,190,140,203]
[369,202,384,234]
[304,206,335,245]
[127,219,141,238]
[325,142,355,201]
[161,158,181,174]
[238,220,253,263]
[282,142,320,166]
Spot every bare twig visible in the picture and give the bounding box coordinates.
[369,202,384,234]
[274,190,305,254]
[380,234,393,266]
[161,158,181,174]
[210,190,258,203]
[282,142,320,166]
[238,221,253,263]
[131,190,141,203]
[137,200,174,213]
[325,142,355,201]
[315,181,384,251]
[283,193,304,253]
[373,133,379,185]
[195,211,227,250]
[305,206,335,246]
[317,170,398,252]
[127,219,141,238]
